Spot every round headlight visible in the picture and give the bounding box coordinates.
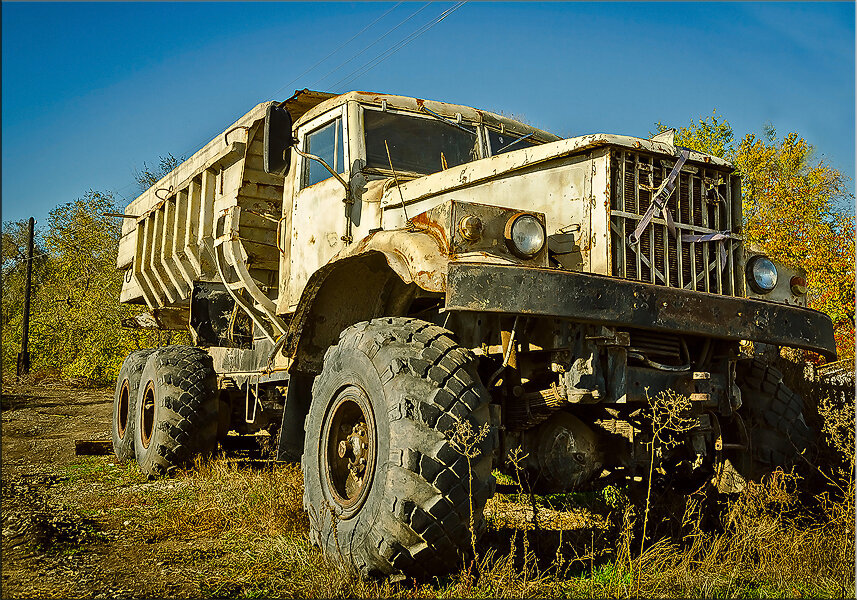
[748,255,778,293]
[506,214,545,257]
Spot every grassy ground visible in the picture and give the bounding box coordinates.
[25,452,850,599]
[3,378,854,598]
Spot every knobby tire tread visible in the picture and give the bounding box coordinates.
[304,317,497,579]
[136,346,218,478]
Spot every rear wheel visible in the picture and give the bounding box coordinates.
[303,317,497,579]
[112,349,156,461]
[133,346,218,478]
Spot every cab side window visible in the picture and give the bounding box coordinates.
[302,117,344,189]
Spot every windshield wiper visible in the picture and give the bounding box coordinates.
[418,105,477,135]
[495,132,535,154]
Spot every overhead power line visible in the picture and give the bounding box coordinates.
[268,2,403,101]
[309,3,432,89]
[332,2,467,93]
[169,3,429,167]
[123,2,466,201]
[3,250,50,268]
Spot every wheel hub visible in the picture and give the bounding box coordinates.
[322,388,376,516]
[117,380,131,438]
[140,382,156,449]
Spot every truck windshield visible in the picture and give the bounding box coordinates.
[364,108,479,175]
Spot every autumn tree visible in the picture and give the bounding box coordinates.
[656,114,855,364]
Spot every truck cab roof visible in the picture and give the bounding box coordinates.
[284,88,562,145]
[282,88,733,170]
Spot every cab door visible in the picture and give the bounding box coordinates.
[287,106,350,310]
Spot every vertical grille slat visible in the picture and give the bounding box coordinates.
[610,150,741,297]
[701,169,711,293]
[726,180,735,296]
[633,154,643,279]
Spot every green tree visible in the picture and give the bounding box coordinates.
[3,154,189,383]
[35,191,130,379]
[133,153,182,194]
[2,191,169,382]
[2,220,49,372]
[655,109,734,158]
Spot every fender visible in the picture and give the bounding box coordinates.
[283,229,447,373]
[334,227,448,292]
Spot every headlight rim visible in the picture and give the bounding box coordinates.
[504,212,546,258]
[747,255,778,294]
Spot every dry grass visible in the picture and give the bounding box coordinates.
[141,454,851,598]
[45,387,854,598]
[144,458,309,542]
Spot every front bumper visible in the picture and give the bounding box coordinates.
[445,262,836,359]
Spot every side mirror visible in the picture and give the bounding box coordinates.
[263,104,293,175]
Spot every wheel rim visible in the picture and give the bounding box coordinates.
[117,380,130,439]
[321,385,376,517]
[140,381,156,449]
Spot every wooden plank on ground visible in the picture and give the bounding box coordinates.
[75,440,113,456]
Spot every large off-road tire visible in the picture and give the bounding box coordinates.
[133,346,218,478]
[303,317,497,579]
[112,349,156,461]
[720,358,812,489]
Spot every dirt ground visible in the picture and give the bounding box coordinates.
[1,378,215,599]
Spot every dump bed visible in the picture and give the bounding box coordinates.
[117,101,281,304]
[116,90,335,339]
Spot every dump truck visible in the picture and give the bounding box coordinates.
[112,89,836,578]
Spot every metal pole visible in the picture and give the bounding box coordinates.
[16,217,35,376]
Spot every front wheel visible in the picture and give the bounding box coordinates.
[303,318,497,579]
[718,358,812,490]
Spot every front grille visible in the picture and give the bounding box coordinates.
[610,150,743,296]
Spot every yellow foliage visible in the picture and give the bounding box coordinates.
[735,129,855,363]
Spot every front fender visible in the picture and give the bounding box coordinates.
[332,228,447,292]
[283,224,526,373]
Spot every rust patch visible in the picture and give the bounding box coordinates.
[415,98,425,108]
[351,231,378,255]
[409,211,450,253]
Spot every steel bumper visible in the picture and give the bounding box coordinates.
[445,263,836,359]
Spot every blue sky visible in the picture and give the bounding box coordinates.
[2,1,854,226]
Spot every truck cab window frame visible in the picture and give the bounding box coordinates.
[299,108,348,190]
[486,127,541,156]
